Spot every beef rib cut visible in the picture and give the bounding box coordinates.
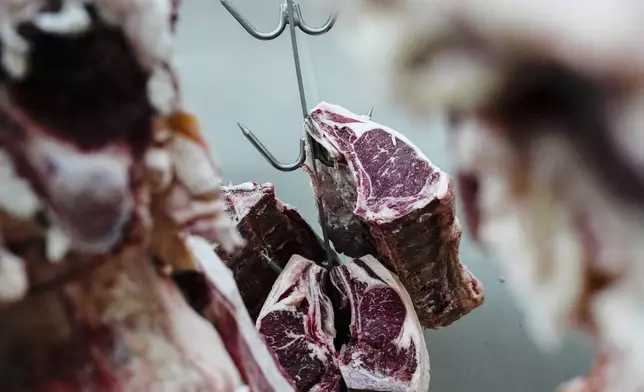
[307,102,484,328]
[256,255,342,392]
[179,235,296,392]
[331,255,430,392]
[217,182,333,320]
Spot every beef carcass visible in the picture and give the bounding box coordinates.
[0,243,246,391]
[256,255,342,392]
[0,2,249,389]
[306,102,483,328]
[177,235,297,392]
[331,255,430,392]
[326,1,644,390]
[217,182,333,319]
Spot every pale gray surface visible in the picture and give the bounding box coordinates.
[175,1,592,391]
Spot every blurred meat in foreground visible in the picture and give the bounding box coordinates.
[0,1,298,391]
[325,0,644,390]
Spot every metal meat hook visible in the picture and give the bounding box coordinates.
[220,0,336,40]
[237,107,373,171]
[221,0,373,269]
[237,122,307,171]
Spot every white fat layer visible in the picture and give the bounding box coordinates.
[258,255,316,321]
[33,0,90,35]
[224,182,263,192]
[258,254,336,347]
[556,377,589,392]
[93,0,177,114]
[221,182,272,223]
[168,135,221,196]
[611,92,644,174]
[399,48,499,113]
[0,244,28,303]
[592,283,644,392]
[162,180,244,254]
[0,1,42,79]
[102,264,244,391]
[459,0,644,78]
[332,0,644,117]
[26,131,132,253]
[256,254,339,388]
[455,120,584,349]
[0,149,40,219]
[186,236,296,392]
[341,255,430,392]
[45,224,71,262]
[144,146,173,192]
[588,210,644,392]
[158,278,245,391]
[147,67,177,116]
[456,115,644,391]
[160,134,244,253]
[0,0,176,91]
[478,173,584,349]
[309,102,451,223]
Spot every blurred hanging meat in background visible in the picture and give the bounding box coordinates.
[324,0,644,390]
[0,1,265,390]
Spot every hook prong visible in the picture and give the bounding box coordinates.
[220,0,288,40]
[238,123,306,172]
[292,4,336,35]
[365,106,374,119]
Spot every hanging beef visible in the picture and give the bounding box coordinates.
[256,254,431,392]
[216,182,336,320]
[306,102,484,328]
[0,1,251,390]
[175,235,296,392]
[256,255,342,392]
[0,241,247,391]
[331,255,431,392]
[325,0,644,390]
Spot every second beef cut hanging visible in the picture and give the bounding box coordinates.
[306,102,484,328]
[332,255,430,392]
[257,256,342,392]
[257,255,431,392]
[216,182,333,320]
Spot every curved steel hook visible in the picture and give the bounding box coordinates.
[238,123,306,171]
[365,106,374,119]
[220,0,288,40]
[292,4,337,36]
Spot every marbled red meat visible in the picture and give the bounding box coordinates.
[307,102,483,328]
[0,2,246,391]
[256,255,341,392]
[217,182,336,320]
[326,1,644,390]
[331,256,430,392]
[183,236,296,392]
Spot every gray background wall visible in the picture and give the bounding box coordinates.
[175,1,592,390]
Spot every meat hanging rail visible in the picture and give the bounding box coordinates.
[220,0,373,270]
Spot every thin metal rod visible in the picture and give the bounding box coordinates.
[293,4,336,36]
[366,106,374,119]
[286,0,308,118]
[286,0,336,268]
[238,122,306,171]
[260,252,284,274]
[220,0,287,40]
